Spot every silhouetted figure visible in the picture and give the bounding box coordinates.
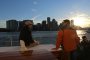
[78,36,90,60]
[81,36,88,49]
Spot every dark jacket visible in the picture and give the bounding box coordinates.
[19,26,34,46]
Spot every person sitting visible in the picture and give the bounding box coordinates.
[78,37,90,60]
[80,36,89,50]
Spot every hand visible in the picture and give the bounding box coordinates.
[52,48,58,50]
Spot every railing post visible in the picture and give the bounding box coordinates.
[10,36,12,46]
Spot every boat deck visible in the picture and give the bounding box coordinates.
[0,44,61,60]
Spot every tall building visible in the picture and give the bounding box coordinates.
[47,17,51,30]
[47,17,50,24]
[42,20,47,31]
[51,19,58,31]
[36,23,42,31]
[18,21,23,31]
[6,20,18,31]
[59,23,63,29]
[71,20,74,27]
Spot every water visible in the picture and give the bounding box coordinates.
[77,30,90,41]
[0,30,90,47]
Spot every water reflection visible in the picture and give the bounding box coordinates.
[77,30,90,41]
[0,30,90,47]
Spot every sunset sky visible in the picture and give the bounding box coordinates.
[0,0,90,28]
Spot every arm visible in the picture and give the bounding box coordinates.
[52,30,63,51]
[75,30,80,45]
[56,30,63,49]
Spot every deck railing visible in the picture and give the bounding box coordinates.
[0,35,56,47]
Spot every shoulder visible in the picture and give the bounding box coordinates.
[58,29,63,34]
[68,27,76,31]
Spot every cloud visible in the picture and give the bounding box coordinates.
[33,1,37,5]
[68,11,90,27]
[31,15,41,20]
[32,1,38,12]
[31,9,37,12]
[69,11,89,19]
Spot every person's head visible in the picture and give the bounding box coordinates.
[24,21,33,29]
[82,36,87,41]
[62,19,70,29]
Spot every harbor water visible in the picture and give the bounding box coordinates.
[0,30,90,47]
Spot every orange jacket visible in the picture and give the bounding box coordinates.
[56,29,80,52]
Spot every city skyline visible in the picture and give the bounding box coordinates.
[0,18,86,32]
[0,17,61,28]
[5,18,59,31]
[0,0,90,28]
[3,18,81,32]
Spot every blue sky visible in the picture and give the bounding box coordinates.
[0,0,90,28]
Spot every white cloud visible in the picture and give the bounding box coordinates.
[33,1,37,5]
[31,15,41,20]
[69,11,90,19]
[68,11,90,27]
[32,1,38,12]
[31,9,37,12]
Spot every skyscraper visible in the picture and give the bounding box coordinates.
[51,19,58,31]
[42,20,47,31]
[36,23,42,31]
[47,17,50,24]
[71,20,74,27]
[47,17,51,30]
[6,20,18,31]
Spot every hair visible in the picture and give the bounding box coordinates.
[63,19,70,24]
[82,36,87,39]
[23,21,33,26]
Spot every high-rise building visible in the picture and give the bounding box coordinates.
[47,17,50,24]
[42,20,47,31]
[47,17,51,30]
[36,23,42,31]
[59,23,63,29]
[51,19,58,31]
[6,20,18,31]
[18,21,23,31]
[71,20,74,27]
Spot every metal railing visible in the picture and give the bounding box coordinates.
[0,35,56,47]
[0,35,19,47]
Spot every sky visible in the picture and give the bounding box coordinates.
[0,0,90,28]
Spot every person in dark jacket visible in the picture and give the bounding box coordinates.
[19,21,39,51]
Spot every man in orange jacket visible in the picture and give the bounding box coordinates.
[52,19,80,60]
